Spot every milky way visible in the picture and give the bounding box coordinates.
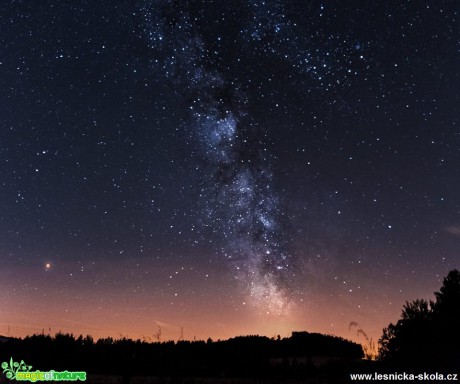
[138,0,371,313]
[138,0,293,313]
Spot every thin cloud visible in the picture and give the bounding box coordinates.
[444,226,460,236]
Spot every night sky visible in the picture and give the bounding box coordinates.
[1,1,459,345]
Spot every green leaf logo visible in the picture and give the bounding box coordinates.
[2,357,32,380]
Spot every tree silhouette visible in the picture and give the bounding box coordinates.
[378,269,460,368]
[433,269,460,318]
[431,269,460,368]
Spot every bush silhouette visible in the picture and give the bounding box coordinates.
[378,269,460,368]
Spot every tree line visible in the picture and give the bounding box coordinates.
[0,331,363,379]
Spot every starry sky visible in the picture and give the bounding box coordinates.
[1,1,459,344]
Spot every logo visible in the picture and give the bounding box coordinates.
[2,358,32,380]
[2,358,86,382]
